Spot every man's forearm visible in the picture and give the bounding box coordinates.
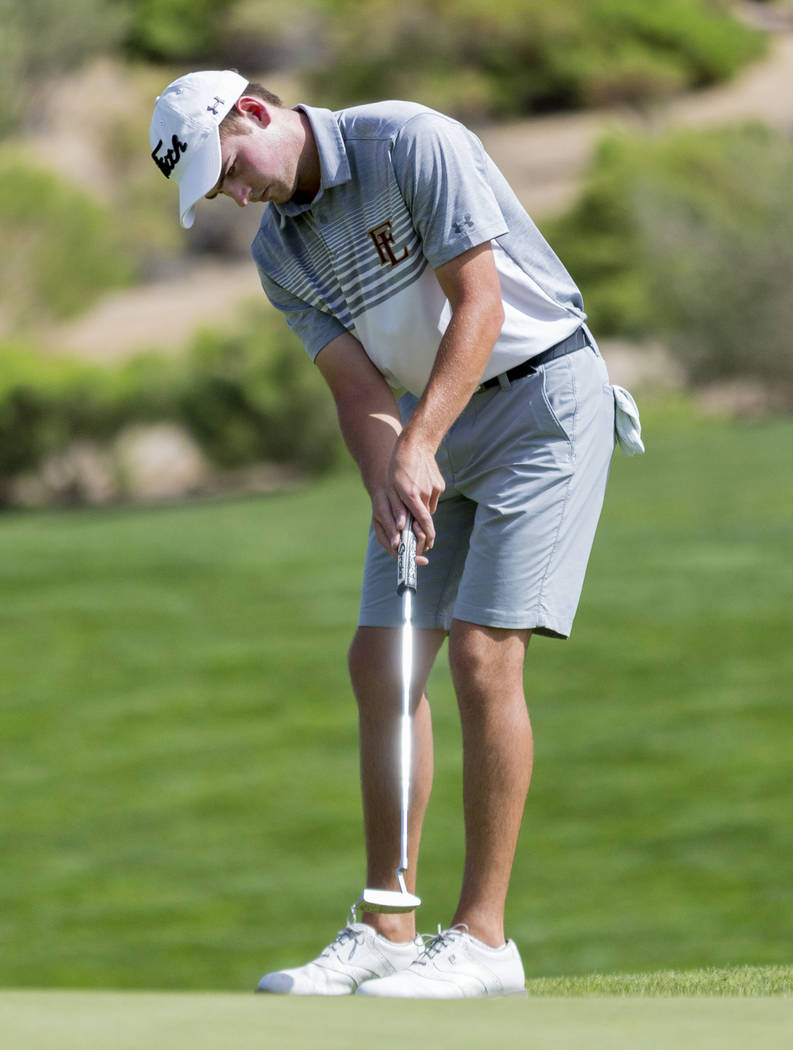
[334,384,402,497]
[401,243,505,456]
[316,330,422,555]
[401,298,503,454]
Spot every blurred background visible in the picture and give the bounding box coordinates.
[1,0,792,990]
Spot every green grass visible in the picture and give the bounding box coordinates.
[526,962,793,997]
[1,401,792,992]
[1,976,792,1050]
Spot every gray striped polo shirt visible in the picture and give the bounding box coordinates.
[251,101,587,396]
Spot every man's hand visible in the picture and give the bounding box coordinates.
[371,431,444,564]
[370,487,428,566]
[386,429,445,556]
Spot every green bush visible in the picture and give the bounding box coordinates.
[0,0,129,135]
[0,152,136,327]
[0,346,122,478]
[635,125,793,390]
[0,306,343,496]
[0,0,768,128]
[124,0,235,62]
[543,132,658,336]
[178,306,342,473]
[307,0,766,119]
[546,122,793,391]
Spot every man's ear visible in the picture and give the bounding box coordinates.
[234,96,271,127]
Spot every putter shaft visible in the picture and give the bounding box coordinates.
[399,585,413,879]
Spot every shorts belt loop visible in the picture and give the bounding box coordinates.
[581,322,600,355]
[497,372,512,391]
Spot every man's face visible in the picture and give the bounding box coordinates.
[207,111,300,208]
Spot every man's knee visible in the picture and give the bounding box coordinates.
[449,621,531,699]
[349,625,445,708]
[349,627,385,692]
[348,626,405,705]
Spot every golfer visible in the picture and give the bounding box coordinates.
[150,69,642,998]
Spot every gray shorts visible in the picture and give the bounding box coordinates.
[358,340,616,638]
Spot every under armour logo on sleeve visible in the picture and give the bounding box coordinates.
[453,214,475,234]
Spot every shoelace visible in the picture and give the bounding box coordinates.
[416,923,470,965]
[320,926,366,961]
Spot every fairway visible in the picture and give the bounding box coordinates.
[1,404,792,991]
[2,988,793,1050]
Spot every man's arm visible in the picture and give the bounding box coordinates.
[388,241,504,546]
[316,331,423,561]
[317,241,503,557]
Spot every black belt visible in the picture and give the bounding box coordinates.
[476,327,590,393]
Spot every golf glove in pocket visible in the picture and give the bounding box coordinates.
[613,385,645,456]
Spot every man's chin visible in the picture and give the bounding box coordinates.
[263,191,290,206]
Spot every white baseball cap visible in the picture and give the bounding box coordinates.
[150,70,249,228]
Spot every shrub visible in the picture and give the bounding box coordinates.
[545,122,793,392]
[0,0,129,135]
[543,133,658,337]
[306,0,766,120]
[0,151,136,327]
[0,0,768,129]
[0,345,122,478]
[635,125,793,390]
[0,305,343,501]
[124,0,235,62]
[178,306,342,473]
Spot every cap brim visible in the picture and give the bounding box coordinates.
[177,131,223,229]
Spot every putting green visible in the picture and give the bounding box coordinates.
[1,991,791,1050]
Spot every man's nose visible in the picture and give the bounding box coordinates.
[227,183,249,207]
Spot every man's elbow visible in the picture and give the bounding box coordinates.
[484,295,505,344]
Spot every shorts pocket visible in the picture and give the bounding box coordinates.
[539,358,577,445]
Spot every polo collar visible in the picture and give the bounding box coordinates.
[274,104,351,220]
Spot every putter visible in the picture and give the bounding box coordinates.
[355,515,422,916]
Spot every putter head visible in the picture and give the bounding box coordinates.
[356,888,422,914]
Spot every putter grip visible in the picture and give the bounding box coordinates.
[397,517,417,594]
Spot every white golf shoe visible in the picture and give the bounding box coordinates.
[355,924,527,998]
[256,922,424,995]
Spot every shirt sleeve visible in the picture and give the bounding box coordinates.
[257,270,347,361]
[390,111,509,270]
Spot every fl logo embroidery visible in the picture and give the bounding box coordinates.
[368,220,409,267]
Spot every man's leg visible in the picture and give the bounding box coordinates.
[348,624,446,942]
[447,619,533,948]
[355,618,532,998]
[256,624,444,995]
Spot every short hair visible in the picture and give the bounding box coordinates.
[220,82,283,134]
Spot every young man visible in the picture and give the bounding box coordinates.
[150,69,642,999]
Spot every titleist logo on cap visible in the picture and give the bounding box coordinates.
[151,134,188,178]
